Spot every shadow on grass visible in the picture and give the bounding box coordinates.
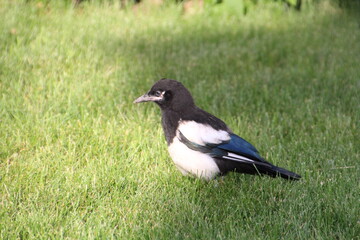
[97,10,359,119]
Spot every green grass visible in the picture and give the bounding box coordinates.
[1,1,359,239]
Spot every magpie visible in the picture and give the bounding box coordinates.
[134,79,301,181]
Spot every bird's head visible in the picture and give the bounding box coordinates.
[134,79,195,111]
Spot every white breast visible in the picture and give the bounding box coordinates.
[168,137,220,180]
[167,121,230,180]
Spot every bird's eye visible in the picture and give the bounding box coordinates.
[154,91,162,97]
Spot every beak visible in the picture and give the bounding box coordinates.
[133,93,162,103]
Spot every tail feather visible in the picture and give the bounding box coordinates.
[270,165,301,180]
[215,158,301,180]
[253,163,301,180]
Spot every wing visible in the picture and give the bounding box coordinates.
[177,122,268,166]
[177,121,230,146]
[215,134,266,163]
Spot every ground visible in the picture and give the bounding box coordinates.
[1,1,359,239]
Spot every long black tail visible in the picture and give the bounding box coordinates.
[215,158,301,180]
[248,162,301,180]
[247,163,301,180]
[268,165,301,180]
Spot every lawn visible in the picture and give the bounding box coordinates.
[1,0,359,239]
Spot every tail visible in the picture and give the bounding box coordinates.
[269,165,301,180]
[215,158,301,180]
[235,160,301,180]
[250,163,301,180]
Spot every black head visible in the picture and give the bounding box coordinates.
[134,79,195,111]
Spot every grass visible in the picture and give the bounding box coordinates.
[1,0,359,239]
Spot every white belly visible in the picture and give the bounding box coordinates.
[168,138,220,180]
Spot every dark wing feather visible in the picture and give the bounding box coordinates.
[215,134,266,162]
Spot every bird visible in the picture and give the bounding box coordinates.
[134,79,301,181]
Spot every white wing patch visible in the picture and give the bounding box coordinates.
[177,121,230,145]
[223,153,255,163]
